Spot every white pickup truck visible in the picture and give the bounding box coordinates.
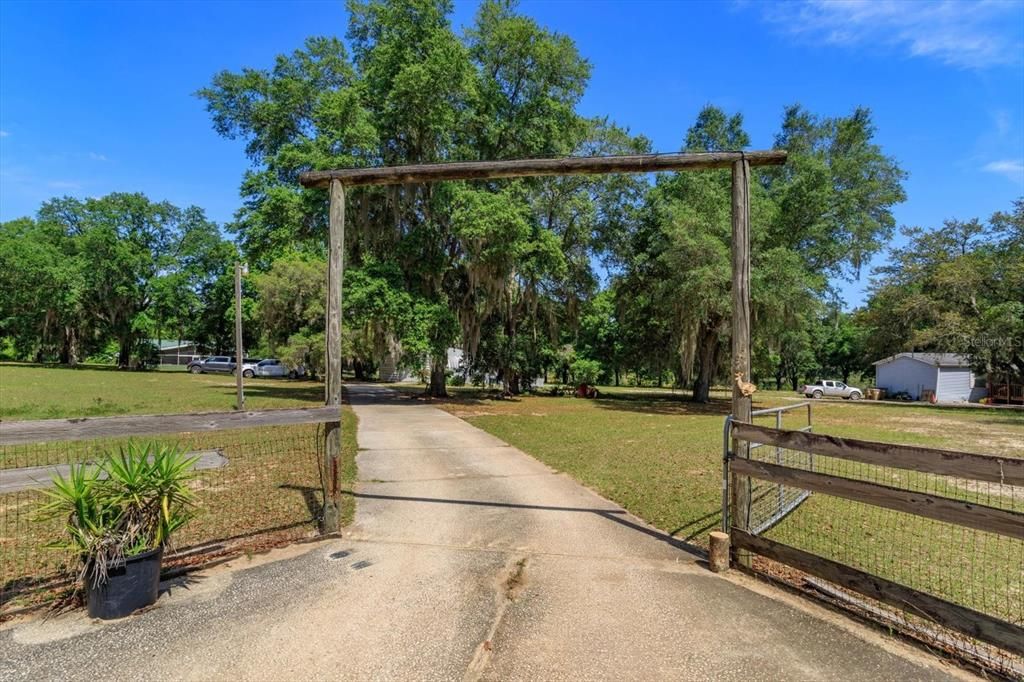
[799,380,863,400]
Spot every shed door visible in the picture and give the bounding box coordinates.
[936,367,972,402]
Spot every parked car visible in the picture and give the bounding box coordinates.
[186,356,260,377]
[252,358,307,379]
[252,358,288,378]
[234,359,261,378]
[799,380,863,400]
[187,356,234,374]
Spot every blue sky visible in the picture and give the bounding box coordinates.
[2,0,1022,307]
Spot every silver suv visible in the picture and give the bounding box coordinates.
[799,380,863,400]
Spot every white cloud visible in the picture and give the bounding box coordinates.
[755,0,1024,69]
[0,130,9,137]
[982,159,1024,183]
[88,152,108,161]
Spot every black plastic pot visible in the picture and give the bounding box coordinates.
[86,546,163,619]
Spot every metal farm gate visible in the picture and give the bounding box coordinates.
[722,403,813,535]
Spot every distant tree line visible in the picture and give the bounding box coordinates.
[3,0,1020,398]
[0,194,239,367]
[857,200,1023,382]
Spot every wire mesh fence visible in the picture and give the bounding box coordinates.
[741,404,813,535]
[1,418,332,614]
[731,417,1024,676]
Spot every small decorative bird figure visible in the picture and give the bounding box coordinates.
[735,372,758,397]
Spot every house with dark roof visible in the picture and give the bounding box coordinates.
[872,353,982,402]
[152,340,203,366]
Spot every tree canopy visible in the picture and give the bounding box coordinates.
[9,0,1016,403]
[860,200,1024,380]
[198,0,643,395]
[1,194,233,367]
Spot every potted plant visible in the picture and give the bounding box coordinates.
[38,442,197,619]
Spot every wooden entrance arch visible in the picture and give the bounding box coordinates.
[299,150,787,551]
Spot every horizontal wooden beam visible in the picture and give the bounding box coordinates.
[298,151,787,188]
[731,529,1024,657]
[0,407,342,446]
[732,422,1024,486]
[730,458,1024,540]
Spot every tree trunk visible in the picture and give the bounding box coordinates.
[614,367,620,386]
[677,326,695,388]
[59,326,69,365]
[353,359,367,381]
[118,337,132,369]
[505,369,521,396]
[692,324,719,403]
[426,356,447,397]
[64,326,79,367]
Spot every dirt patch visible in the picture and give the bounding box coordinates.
[971,435,1024,454]
[887,416,960,428]
[955,477,1024,500]
[504,558,527,601]
[446,409,498,418]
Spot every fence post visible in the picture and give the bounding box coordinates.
[730,156,752,567]
[709,531,730,572]
[234,262,245,411]
[322,179,345,533]
[775,409,784,511]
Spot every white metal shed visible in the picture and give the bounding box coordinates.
[872,353,977,402]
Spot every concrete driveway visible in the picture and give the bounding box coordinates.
[0,384,968,681]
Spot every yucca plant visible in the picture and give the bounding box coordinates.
[38,442,198,589]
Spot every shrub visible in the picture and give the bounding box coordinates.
[570,357,603,385]
[37,442,197,588]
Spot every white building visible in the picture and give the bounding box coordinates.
[379,347,464,383]
[872,353,982,402]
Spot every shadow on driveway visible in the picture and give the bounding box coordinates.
[346,490,705,559]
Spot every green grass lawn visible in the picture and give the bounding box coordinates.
[4,366,1022,624]
[0,362,325,420]
[390,383,1024,534]
[0,363,356,611]
[398,384,1024,626]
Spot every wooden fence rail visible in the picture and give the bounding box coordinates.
[727,420,1024,658]
[0,407,342,446]
[730,457,1024,540]
[731,529,1024,657]
[731,422,1024,486]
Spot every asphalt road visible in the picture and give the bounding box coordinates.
[0,384,970,681]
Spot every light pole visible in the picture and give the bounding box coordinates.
[234,261,248,411]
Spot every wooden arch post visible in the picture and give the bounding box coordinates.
[730,156,752,567]
[322,178,345,532]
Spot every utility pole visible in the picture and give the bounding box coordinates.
[234,261,246,411]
